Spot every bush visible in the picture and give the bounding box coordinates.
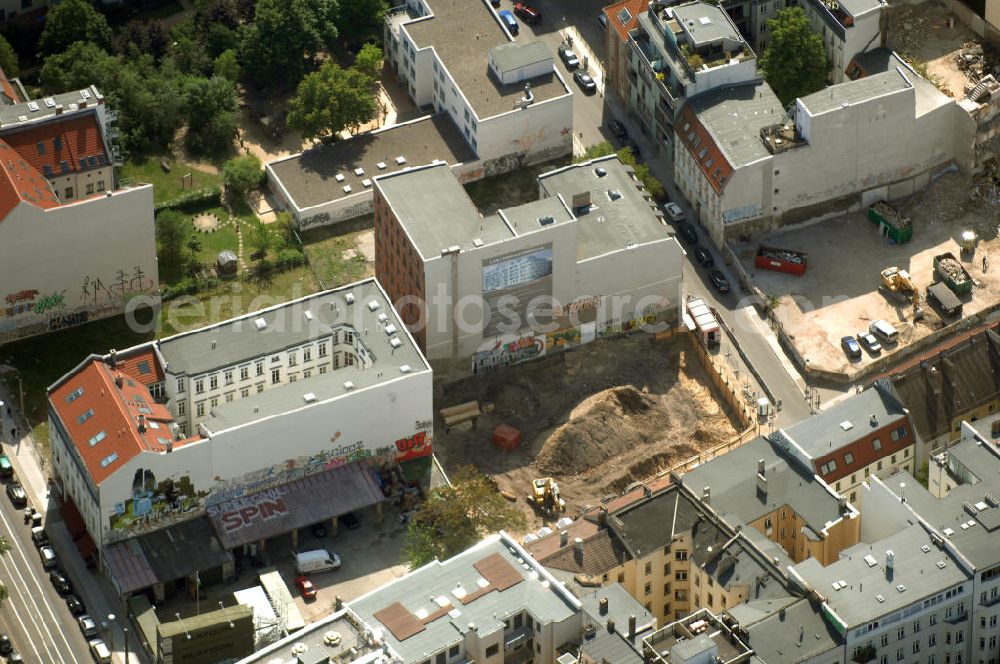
[161,276,220,300]
[154,186,222,213]
[275,248,306,270]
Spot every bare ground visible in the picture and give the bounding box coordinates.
[433,334,742,531]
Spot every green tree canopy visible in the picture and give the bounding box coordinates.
[239,0,339,87]
[403,466,526,567]
[184,75,239,156]
[155,209,191,278]
[213,49,241,81]
[353,43,383,80]
[337,0,386,48]
[286,61,375,140]
[39,0,113,56]
[758,7,828,106]
[114,20,170,60]
[0,34,18,77]
[223,153,263,195]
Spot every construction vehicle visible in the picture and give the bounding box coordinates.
[880,267,915,293]
[526,478,566,514]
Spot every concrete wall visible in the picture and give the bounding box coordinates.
[472,93,574,175]
[0,185,159,344]
[687,58,759,98]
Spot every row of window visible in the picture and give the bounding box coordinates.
[822,437,911,476]
[190,365,337,417]
[180,341,335,395]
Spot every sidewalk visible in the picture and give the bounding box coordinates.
[0,379,147,664]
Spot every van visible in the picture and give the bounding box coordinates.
[869,320,899,344]
[498,9,519,35]
[31,525,47,546]
[295,549,342,575]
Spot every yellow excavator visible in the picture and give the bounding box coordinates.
[526,478,566,514]
[880,267,915,294]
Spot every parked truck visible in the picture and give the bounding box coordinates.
[934,252,973,295]
[868,201,913,244]
[755,246,807,276]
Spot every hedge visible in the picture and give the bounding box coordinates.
[154,186,222,213]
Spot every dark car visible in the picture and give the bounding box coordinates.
[49,570,72,596]
[573,71,597,94]
[0,454,12,479]
[693,247,714,267]
[709,270,731,294]
[513,2,541,23]
[858,332,882,354]
[608,119,629,141]
[0,634,12,655]
[311,522,327,538]
[557,47,580,70]
[340,512,361,530]
[841,335,862,360]
[677,222,698,245]
[65,595,85,616]
[6,482,26,508]
[490,0,500,6]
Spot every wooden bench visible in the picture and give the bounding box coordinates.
[441,401,481,433]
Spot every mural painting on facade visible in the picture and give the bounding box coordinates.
[108,469,208,541]
[208,486,290,535]
[472,335,546,374]
[394,430,432,463]
[0,288,72,335]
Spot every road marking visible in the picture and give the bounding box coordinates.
[0,504,78,664]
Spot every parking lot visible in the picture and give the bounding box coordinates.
[733,173,1000,376]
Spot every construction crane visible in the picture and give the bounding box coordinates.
[526,478,566,514]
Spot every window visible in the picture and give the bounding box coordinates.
[289,351,297,366]
[289,374,298,383]
[88,431,106,446]
[891,454,897,464]
[304,348,312,362]
[177,379,185,394]
[319,366,328,374]
[890,425,908,442]
[271,368,281,384]
[844,452,854,465]
[96,180,105,191]
[100,452,119,468]
[319,343,328,357]
[303,370,311,379]
[256,361,264,376]
[644,582,652,595]
[675,571,687,581]
[77,409,95,424]
[178,400,186,416]
[196,402,205,417]
[257,383,265,394]
[821,460,837,474]
[644,562,652,575]
[675,550,688,561]
[210,397,218,408]
[485,645,498,658]
[209,375,218,390]
[898,627,905,639]
[873,438,882,451]
[240,366,249,381]
[195,379,204,395]
[618,572,625,583]
[225,392,234,403]
[764,517,772,529]
[436,653,445,664]
[224,370,233,385]
[449,645,459,658]
[86,183,94,195]
[240,387,249,398]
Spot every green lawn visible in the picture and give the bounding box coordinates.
[121,157,222,204]
[301,217,375,289]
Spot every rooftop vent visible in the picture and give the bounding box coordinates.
[876,594,885,603]
[594,167,608,177]
[390,338,403,349]
[607,189,622,201]
[362,179,372,188]
[377,313,388,323]
[345,293,356,305]
[27,101,39,112]
[539,216,555,226]
[896,584,906,593]
[335,173,346,182]
[839,420,853,431]
[943,527,955,537]
[400,365,412,373]
[986,493,999,508]
[964,502,979,516]
[43,98,55,108]
[343,381,355,391]
[936,561,947,569]
[254,317,267,331]
[385,324,398,336]
[343,185,352,194]
[396,156,406,165]
[80,89,91,99]
[921,544,931,553]
[377,161,387,170]
[17,115,26,122]
[304,310,314,321]
[303,393,317,403]
[473,238,484,247]
[368,300,381,311]
[354,167,365,176]
[863,554,877,567]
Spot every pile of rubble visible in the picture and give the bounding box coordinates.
[888,0,955,58]
[937,254,967,281]
[904,170,1000,240]
[955,42,1000,84]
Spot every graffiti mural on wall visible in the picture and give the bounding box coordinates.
[472,335,545,374]
[80,266,155,306]
[208,487,289,534]
[107,469,208,542]
[394,431,432,463]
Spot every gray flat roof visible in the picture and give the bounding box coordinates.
[350,534,578,664]
[800,69,911,116]
[499,196,573,232]
[403,0,568,118]
[782,387,907,459]
[794,524,968,627]
[236,609,368,663]
[537,156,672,260]
[745,598,842,663]
[579,584,654,634]
[267,114,476,211]
[687,81,782,168]
[375,161,514,259]
[489,41,552,74]
[0,86,102,129]
[681,437,846,534]
[157,279,428,381]
[672,2,740,45]
[840,0,883,18]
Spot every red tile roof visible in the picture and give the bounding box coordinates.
[50,357,190,486]
[115,348,165,388]
[0,140,60,219]
[3,114,108,181]
[678,103,734,194]
[604,0,648,41]
[0,66,20,105]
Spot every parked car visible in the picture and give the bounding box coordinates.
[676,222,698,245]
[39,545,57,570]
[513,2,541,23]
[77,615,98,638]
[296,575,318,600]
[6,482,25,508]
[693,247,714,267]
[841,335,863,360]
[49,570,72,596]
[0,454,12,479]
[7,652,22,663]
[0,633,12,655]
[490,0,500,6]
[340,512,361,530]
[498,9,518,34]
[608,119,629,141]
[858,332,882,354]
[65,595,85,616]
[573,71,597,94]
[663,202,684,222]
[558,47,580,70]
[709,270,731,294]
[311,522,327,538]
[88,639,111,664]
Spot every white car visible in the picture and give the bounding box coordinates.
[39,545,57,570]
[663,202,684,221]
[78,614,98,638]
[88,639,111,664]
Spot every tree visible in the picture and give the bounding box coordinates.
[353,43,383,80]
[239,0,339,87]
[287,62,375,140]
[183,75,239,156]
[337,0,386,48]
[39,0,113,56]
[223,154,263,196]
[168,20,214,77]
[575,142,665,199]
[249,221,273,260]
[40,41,117,92]
[0,35,18,77]
[214,49,241,81]
[195,0,241,30]
[758,7,828,106]
[156,210,190,277]
[403,466,525,567]
[115,20,170,60]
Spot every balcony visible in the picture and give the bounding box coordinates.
[760,123,807,155]
[851,644,876,664]
[981,593,1000,608]
[805,0,848,39]
[629,35,682,109]
[384,3,424,39]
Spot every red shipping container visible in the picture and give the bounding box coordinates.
[755,246,807,276]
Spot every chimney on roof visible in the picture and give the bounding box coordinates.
[574,537,584,564]
[756,460,768,496]
[166,441,173,453]
[138,415,146,433]
[560,530,568,547]
[643,484,652,497]
[79,100,88,109]
[114,375,123,388]
[838,495,847,513]
[628,614,636,641]
[109,348,117,368]
[885,550,895,581]
[55,105,63,115]
[598,507,608,527]
[702,486,711,505]
[599,597,609,615]
[758,459,766,475]
[212,339,216,350]
[606,619,615,634]
[870,413,878,427]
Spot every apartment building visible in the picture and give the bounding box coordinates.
[373,156,683,376]
[775,385,917,504]
[48,279,432,597]
[604,0,648,106]
[797,0,886,83]
[676,60,966,246]
[627,0,758,159]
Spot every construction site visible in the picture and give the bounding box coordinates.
[734,169,1000,378]
[432,334,744,531]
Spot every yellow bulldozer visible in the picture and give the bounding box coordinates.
[526,478,566,514]
[880,267,915,293]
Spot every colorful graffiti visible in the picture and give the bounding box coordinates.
[108,470,207,540]
[0,289,66,319]
[395,431,432,463]
[209,487,289,534]
[472,335,545,374]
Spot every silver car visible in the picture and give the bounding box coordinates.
[78,615,98,638]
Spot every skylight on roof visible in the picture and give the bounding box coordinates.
[254,317,267,331]
[66,387,85,404]
[88,431,106,447]
[699,16,711,24]
[77,409,95,425]
[137,360,151,374]
[863,554,877,567]
[840,420,853,431]
[617,7,632,23]
[100,452,118,468]
[975,501,989,511]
